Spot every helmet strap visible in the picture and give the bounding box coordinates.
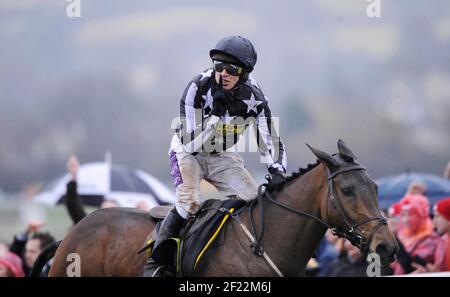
[235,72,249,88]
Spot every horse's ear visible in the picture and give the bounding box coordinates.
[337,139,357,162]
[306,143,339,170]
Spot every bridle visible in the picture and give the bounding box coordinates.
[324,166,387,253]
[248,164,387,255]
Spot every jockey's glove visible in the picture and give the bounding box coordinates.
[211,76,229,117]
[268,165,287,187]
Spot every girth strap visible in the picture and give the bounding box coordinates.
[234,216,284,277]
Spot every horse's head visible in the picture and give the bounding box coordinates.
[307,139,398,266]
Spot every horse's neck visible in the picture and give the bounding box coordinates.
[248,164,329,276]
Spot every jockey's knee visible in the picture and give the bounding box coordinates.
[175,187,201,218]
[176,186,199,202]
[175,201,199,219]
[235,179,258,201]
[238,190,257,201]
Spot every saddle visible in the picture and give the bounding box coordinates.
[143,198,247,276]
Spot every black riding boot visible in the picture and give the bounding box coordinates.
[143,208,186,277]
[143,258,163,278]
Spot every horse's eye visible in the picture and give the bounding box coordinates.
[342,187,354,196]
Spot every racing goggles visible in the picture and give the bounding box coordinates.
[213,60,243,76]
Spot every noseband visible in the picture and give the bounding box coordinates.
[256,165,387,254]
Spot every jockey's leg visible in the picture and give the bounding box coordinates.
[143,207,185,277]
[144,151,204,277]
[206,152,258,201]
[173,152,205,218]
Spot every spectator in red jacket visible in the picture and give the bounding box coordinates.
[433,197,450,271]
[0,251,25,277]
[392,194,441,275]
[412,197,450,273]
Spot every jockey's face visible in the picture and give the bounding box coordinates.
[215,69,239,91]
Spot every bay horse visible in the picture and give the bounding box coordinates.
[44,139,398,276]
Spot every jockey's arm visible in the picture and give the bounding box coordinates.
[254,102,287,173]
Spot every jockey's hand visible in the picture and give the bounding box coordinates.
[211,76,229,117]
[268,166,286,187]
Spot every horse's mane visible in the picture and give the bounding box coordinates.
[266,160,321,193]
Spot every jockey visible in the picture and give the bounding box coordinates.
[144,36,287,276]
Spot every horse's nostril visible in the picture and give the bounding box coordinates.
[375,242,398,266]
[375,243,391,258]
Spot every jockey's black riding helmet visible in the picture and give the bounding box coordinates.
[209,36,257,74]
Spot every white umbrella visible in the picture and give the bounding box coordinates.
[34,162,176,208]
